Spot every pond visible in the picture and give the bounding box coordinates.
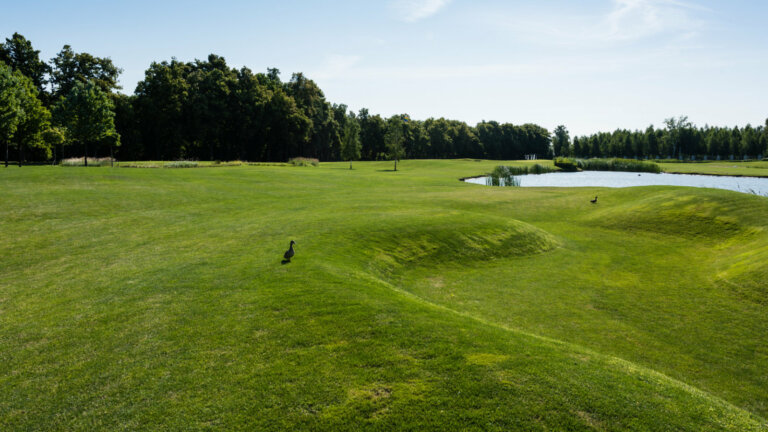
[463,171,768,196]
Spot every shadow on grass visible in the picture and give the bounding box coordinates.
[281,259,291,265]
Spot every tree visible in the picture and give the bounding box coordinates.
[54,80,117,166]
[385,115,406,171]
[664,116,692,159]
[231,67,269,161]
[12,74,52,165]
[358,108,387,160]
[286,72,341,160]
[42,126,66,164]
[476,121,502,159]
[340,112,361,168]
[263,89,311,162]
[50,45,122,99]
[1,63,23,166]
[134,60,190,160]
[0,63,49,167]
[0,33,49,97]
[552,125,570,157]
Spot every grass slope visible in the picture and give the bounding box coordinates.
[1,160,767,430]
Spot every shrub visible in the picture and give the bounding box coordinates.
[288,157,319,167]
[578,158,661,173]
[554,157,580,172]
[60,157,115,167]
[165,161,198,168]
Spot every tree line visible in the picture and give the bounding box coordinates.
[553,116,768,161]
[2,32,766,165]
[1,33,552,165]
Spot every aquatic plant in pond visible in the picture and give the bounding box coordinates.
[486,174,520,187]
[492,164,556,177]
[487,164,555,186]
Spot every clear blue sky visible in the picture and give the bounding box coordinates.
[3,0,766,136]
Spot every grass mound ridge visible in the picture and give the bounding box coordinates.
[348,214,559,276]
[714,232,768,305]
[585,191,747,242]
[347,272,768,431]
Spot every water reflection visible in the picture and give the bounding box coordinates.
[465,171,768,196]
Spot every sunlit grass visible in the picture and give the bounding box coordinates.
[1,160,767,430]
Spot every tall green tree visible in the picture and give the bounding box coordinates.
[12,73,52,165]
[286,72,341,160]
[664,116,693,159]
[475,121,503,159]
[385,115,406,171]
[231,67,269,161]
[42,126,66,164]
[0,33,49,97]
[134,60,190,160]
[340,111,361,168]
[185,55,237,160]
[1,62,23,167]
[552,125,570,156]
[54,80,117,166]
[50,45,122,100]
[358,108,387,160]
[264,89,311,162]
[0,63,49,166]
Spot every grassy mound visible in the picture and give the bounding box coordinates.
[584,190,747,242]
[338,214,559,277]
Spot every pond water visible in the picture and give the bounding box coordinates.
[463,171,768,196]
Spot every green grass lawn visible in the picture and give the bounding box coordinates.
[1,160,767,431]
[659,160,768,177]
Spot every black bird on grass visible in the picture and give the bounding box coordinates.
[283,240,296,262]
[590,196,598,204]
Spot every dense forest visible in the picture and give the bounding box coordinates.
[561,117,768,161]
[1,32,766,164]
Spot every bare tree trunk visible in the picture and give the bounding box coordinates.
[110,145,114,167]
[4,141,8,167]
[84,142,88,167]
[18,142,22,167]
[394,159,397,171]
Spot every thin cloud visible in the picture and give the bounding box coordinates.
[391,0,451,22]
[310,55,362,80]
[604,0,705,41]
[481,0,707,47]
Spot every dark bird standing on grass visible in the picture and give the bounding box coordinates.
[283,240,296,262]
[591,196,598,204]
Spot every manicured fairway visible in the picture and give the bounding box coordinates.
[1,160,767,431]
[659,160,768,177]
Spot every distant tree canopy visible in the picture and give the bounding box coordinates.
[567,117,768,160]
[50,45,122,100]
[1,33,49,96]
[1,32,767,164]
